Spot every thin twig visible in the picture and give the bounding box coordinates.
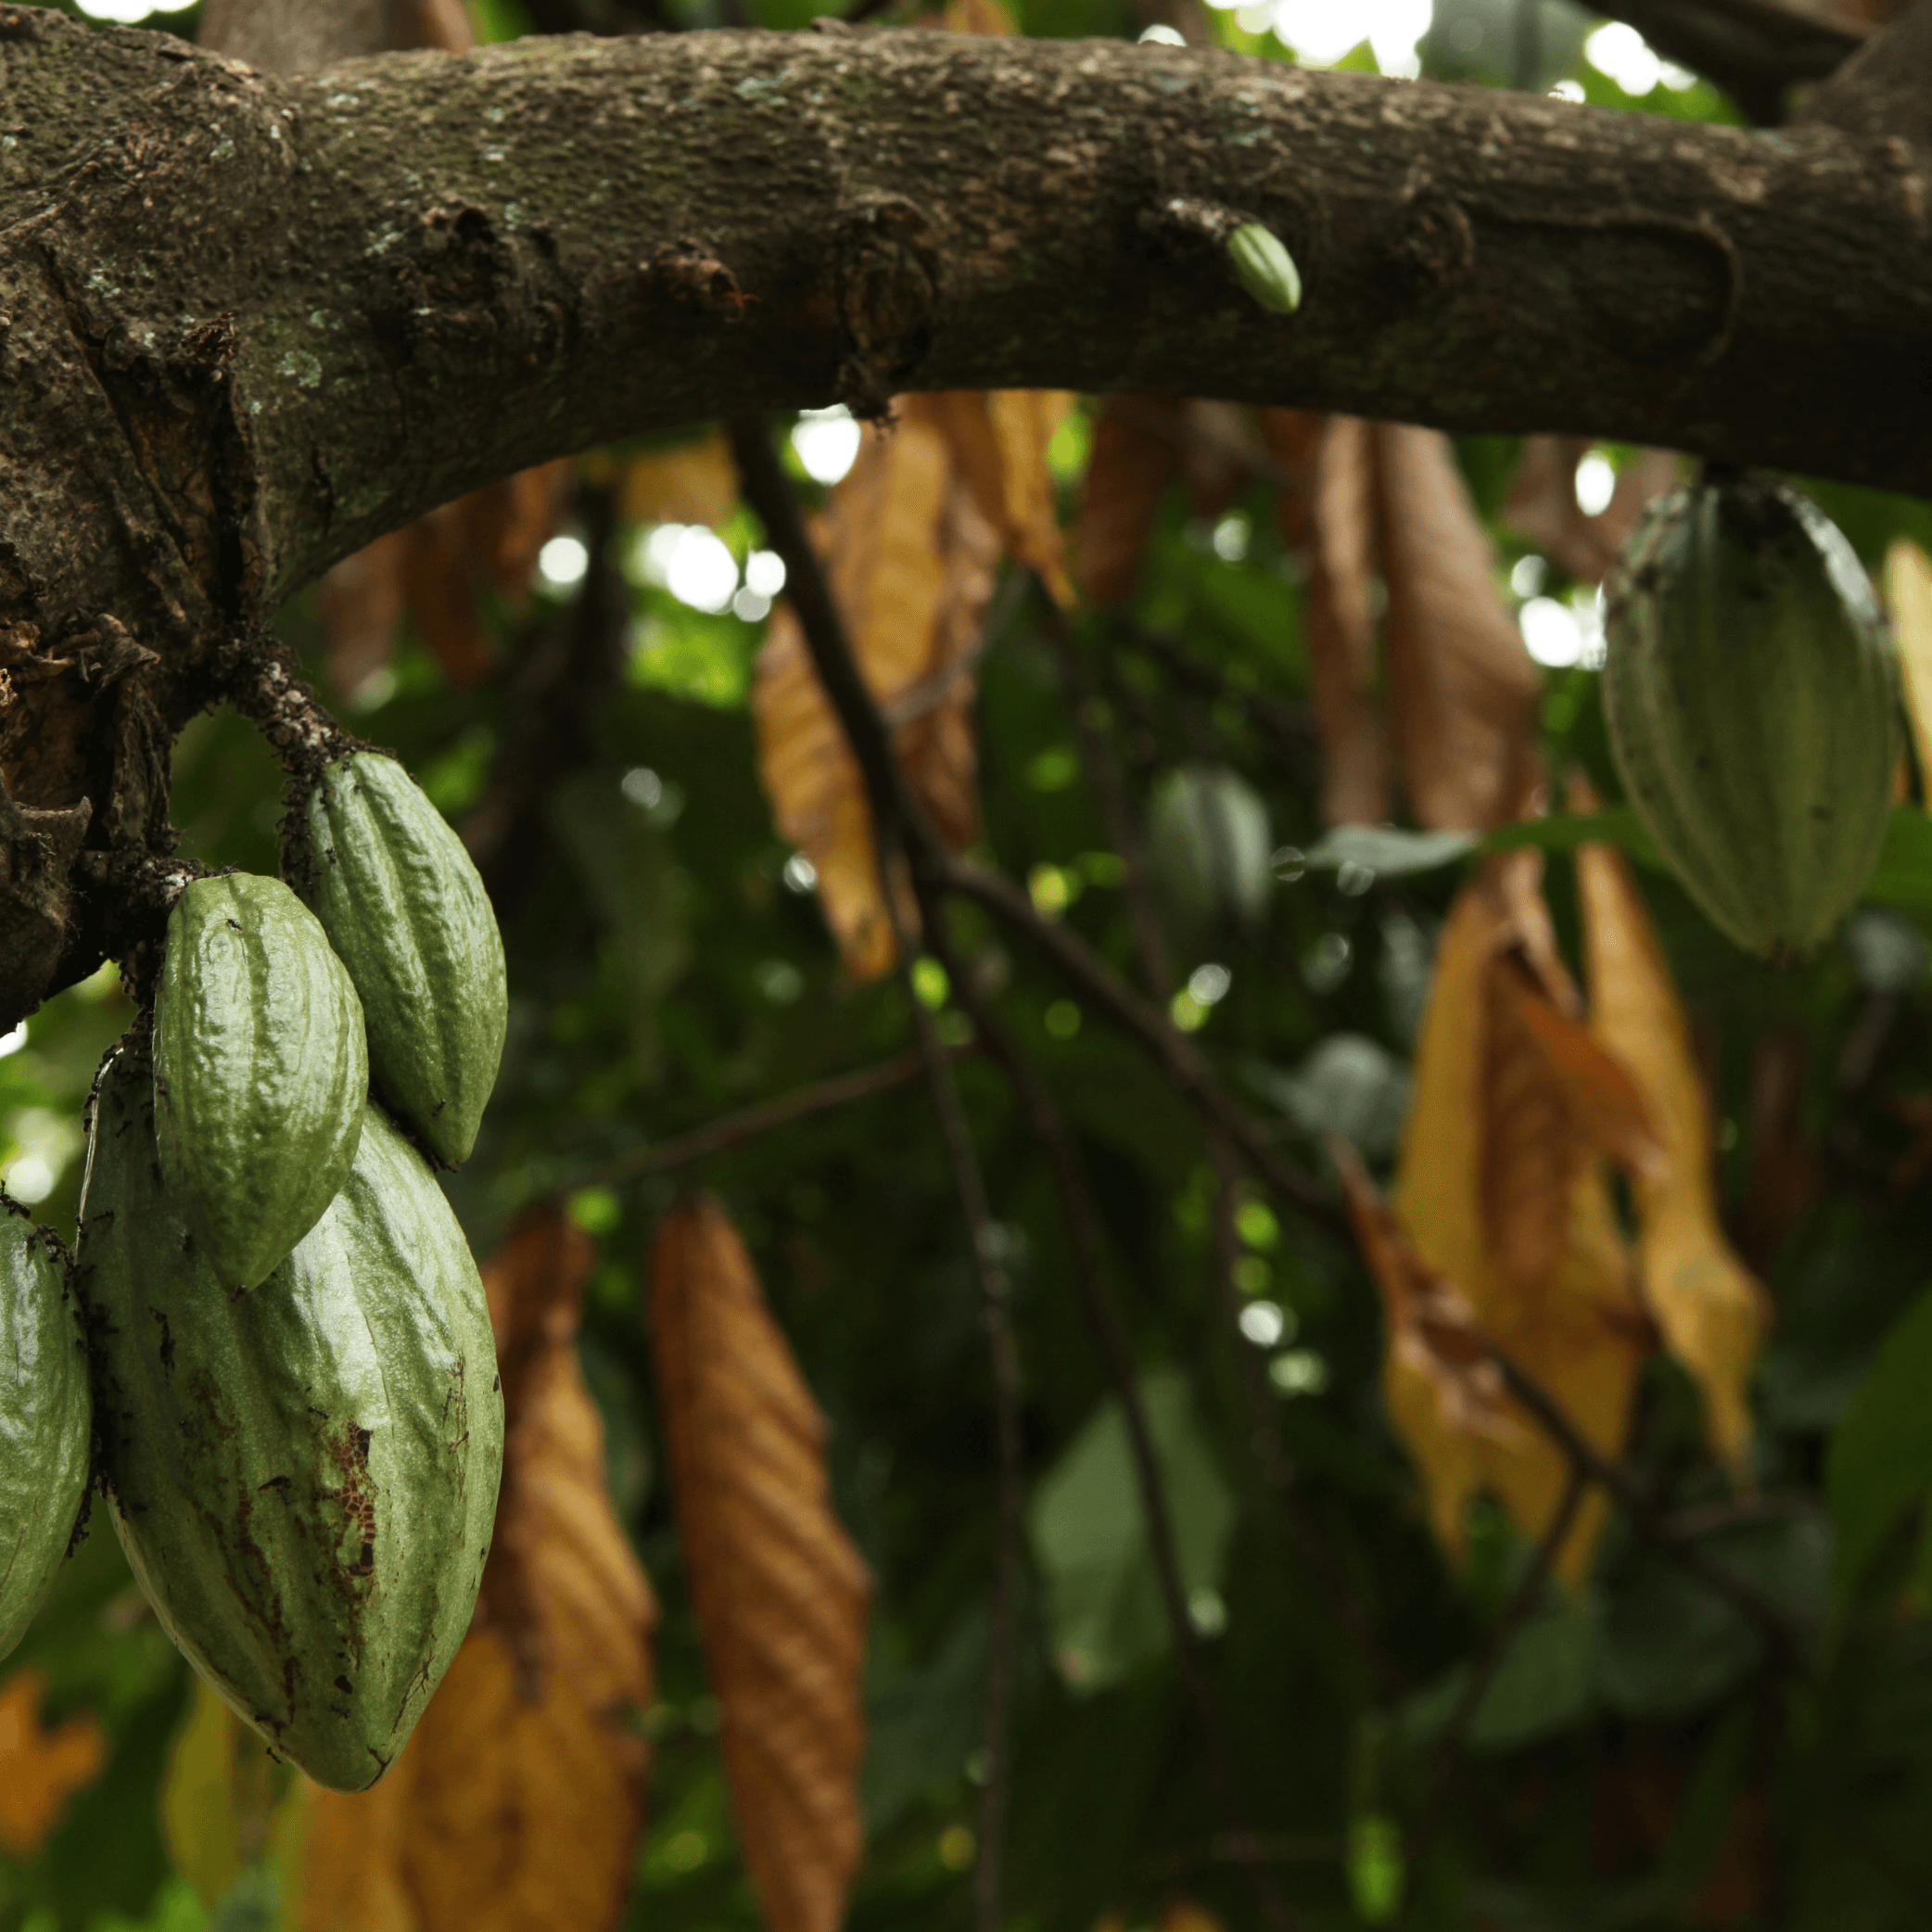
[724,418,1341,1241]
[1041,600,1174,1000]
[1483,1337,1801,1665]
[940,856,1346,1235]
[1117,616,1318,782]
[1048,591,1395,1692]
[931,935,1303,1932]
[728,413,1025,1932]
[1402,1460,1589,1906]
[556,1048,947,1193]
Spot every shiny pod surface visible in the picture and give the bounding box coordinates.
[298,754,506,1167]
[81,1050,502,1792]
[0,1212,89,1661]
[154,873,367,1292]
[1604,480,1899,960]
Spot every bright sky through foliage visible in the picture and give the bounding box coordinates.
[74,0,193,18]
[792,408,862,485]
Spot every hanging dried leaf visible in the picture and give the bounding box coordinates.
[318,529,410,700]
[925,389,1076,606]
[1176,400,1265,520]
[1376,425,1541,832]
[1299,416,1390,826]
[1886,540,1932,803]
[1503,438,1681,586]
[754,397,1001,979]
[649,1197,871,1932]
[317,462,573,700]
[1384,864,1648,1580]
[1577,838,1767,1463]
[301,1203,655,1932]
[390,0,474,53]
[943,0,1017,29]
[1074,397,1184,606]
[1337,1138,1509,1560]
[0,1668,106,1858]
[620,432,739,532]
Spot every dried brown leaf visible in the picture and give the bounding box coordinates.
[302,1203,655,1932]
[1253,406,1324,548]
[1504,439,1679,586]
[1376,424,1540,832]
[316,463,571,698]
[943,0,1017,29]
[621,433,739,531]
[1577,839,1767,1463]
[754,397,1000,979]
[319,530,409,702]
[389,0,474,53]
[1303,417,1390,825]
[0,1669,106,1859]
[1176,400,1262,520]
[650,1197,871,1932]
[1073,397,1184,606]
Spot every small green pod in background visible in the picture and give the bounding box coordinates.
[294,754,507,1168]
[0,1210,89,1662]
[154,872,367,1293]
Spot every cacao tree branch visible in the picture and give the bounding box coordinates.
[4,4,1932,1024]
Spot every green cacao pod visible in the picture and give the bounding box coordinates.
[0,1211,89,1662]
[154,873,367,1293]
[294,754,506,1167]
[1146,763,1273,952]
[1604,478,1899,960]
[79,1048,502,1792]
[1227,222,1301,315]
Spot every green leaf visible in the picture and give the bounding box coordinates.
[1860,808,1932,920]
[1027,1368,1235,1695]
[1303,825,1476,876]
[1828,1284,1932,1605]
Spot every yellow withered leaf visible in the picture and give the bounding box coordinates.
[1886,540,1932,805]
[0,1668,105,1859]
[925,390,1076,606]
[1385,863,1647,1581]
[754,396,1000,979]
[650,1197,871,1932]
[1577,839,1767,1463]
[1337,1139,1509,1561]
[302,1204,656,1932]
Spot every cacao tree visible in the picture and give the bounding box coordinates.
[1,0,1930,1928]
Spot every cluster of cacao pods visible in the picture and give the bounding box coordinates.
[1603,476,1900,960]
[0,749,508,1794]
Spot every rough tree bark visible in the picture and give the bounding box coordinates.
[0,0,1924,1029]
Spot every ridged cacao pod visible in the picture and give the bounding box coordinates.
[1146,763,1273,952]
[154,873,367,1292]
[1603,478,1899,960]
[294,753,506,1167]
[0,1211,89,1661]
[80,1048,502,1792]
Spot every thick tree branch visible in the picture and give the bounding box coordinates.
[0,0,1928,1026]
